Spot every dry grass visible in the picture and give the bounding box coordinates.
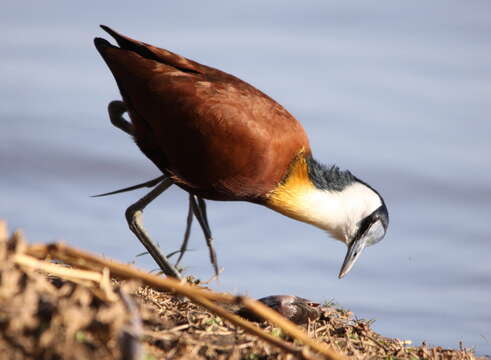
[0,220,484,360]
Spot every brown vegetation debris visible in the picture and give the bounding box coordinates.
[0,220,484,360]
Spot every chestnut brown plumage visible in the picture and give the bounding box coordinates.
[94,26,389,279]
[95,26,309,202]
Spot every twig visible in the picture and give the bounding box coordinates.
[12,253,118,302]
[13,253,102,282]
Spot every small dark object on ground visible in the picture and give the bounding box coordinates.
[237,295,320,325]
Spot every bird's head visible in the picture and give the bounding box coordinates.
[265,152,389,278]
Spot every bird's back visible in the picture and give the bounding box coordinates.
[94,26,310,202]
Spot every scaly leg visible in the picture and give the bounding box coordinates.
[175,195,220,278]
[107,101,181,276]
[108,100,133,135]
[125,177,181,278]
[190,196,220,277]
[175,194,194,266]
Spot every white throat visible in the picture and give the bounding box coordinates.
[273,181,382,244]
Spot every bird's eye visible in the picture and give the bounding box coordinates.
[364,220,385,246]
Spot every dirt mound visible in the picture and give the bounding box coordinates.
[0,221,481,360]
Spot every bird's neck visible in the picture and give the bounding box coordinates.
[264,154,378,243]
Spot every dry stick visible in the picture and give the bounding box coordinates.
[13,253,102,282]
[12,253,118,302]
[25,242,345,360]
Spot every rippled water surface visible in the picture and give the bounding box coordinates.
[2,1,490,355]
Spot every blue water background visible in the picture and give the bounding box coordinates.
[1,1,490,354]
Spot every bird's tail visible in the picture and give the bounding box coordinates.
[95,25,201,75]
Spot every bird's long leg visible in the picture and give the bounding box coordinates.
[197,197,211,232]
[125,177,181,278]
[190,195,220,277]
[108,100,133,135]
[175,194,194,266]
[105,99,213,276]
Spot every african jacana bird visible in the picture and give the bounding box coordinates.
[94,25,389,279]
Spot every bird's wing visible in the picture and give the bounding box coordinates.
[94,26,310,201]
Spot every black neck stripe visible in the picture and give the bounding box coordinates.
[306,155,356,192]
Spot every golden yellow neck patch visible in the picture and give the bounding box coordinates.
[264,152,383,244]
[264,153,316,222]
